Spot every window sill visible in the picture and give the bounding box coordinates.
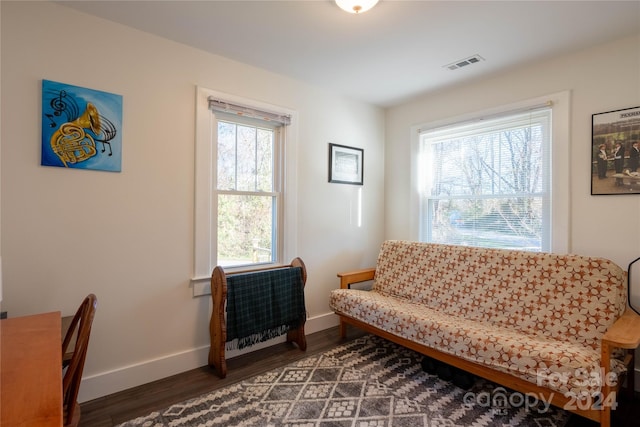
[190,263,289,297]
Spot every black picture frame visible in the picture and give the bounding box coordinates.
[591,106,640,195]
[328,143,364,185]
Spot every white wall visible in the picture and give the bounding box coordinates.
[0,1,385,401]
[386,32,640,277]
[385,33,640,383]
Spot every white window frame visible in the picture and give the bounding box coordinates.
[215,112,284,266]
[192,87,299,296]
[410,91,570,253]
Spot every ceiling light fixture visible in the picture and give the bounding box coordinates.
[335,0,379,14]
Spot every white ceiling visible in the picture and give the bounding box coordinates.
[57,0,640,107]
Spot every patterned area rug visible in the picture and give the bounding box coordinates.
[117,335,570,427]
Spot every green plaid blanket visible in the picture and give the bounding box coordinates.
[226,267,306,349]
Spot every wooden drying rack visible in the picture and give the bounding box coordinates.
[208,257,308,378]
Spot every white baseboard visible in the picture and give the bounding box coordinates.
[78,312,340,403]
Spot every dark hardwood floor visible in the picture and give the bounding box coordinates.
[79,327,362,426]
[80,326,639,426]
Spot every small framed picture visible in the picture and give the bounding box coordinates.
[328,143,364,185]
[591,106,640,195]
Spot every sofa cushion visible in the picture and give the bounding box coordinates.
[329,288,626,398]
[372,241,627,352]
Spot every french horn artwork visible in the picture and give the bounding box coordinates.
[41,80,122,172]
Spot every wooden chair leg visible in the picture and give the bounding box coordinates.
[339,319,347,339]
[600,343,612,427]
[625,349,635,400]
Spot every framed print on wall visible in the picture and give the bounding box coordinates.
[328,143,364,185]
[41,79,123,172]
[591,106,640,195]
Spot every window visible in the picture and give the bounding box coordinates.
[215,113,282,267]
[418,105,554,252]
[194,88,298,293]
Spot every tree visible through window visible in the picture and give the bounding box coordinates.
[194,89,296,287]
[215,115,281,267]
[419,108,551,251]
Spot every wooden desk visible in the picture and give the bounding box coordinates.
[1,312,63,427]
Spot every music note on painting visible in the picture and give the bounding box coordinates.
[45,114,57,128]
[50,90,67,116]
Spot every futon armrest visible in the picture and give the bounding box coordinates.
[602,309,640,349]
[337,268,376,289]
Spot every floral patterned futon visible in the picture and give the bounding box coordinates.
[329,240,628,399]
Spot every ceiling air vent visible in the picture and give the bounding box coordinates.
[445,54,484,71]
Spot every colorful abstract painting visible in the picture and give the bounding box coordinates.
[41,80,122,172]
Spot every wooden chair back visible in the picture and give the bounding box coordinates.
[61,294,97,427]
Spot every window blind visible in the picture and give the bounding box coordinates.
[418,101,552,135]
[418,104,552,251]
[208,97,291,126]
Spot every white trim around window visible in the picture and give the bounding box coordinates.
[409,91,570,254]
[192,86,299,296]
